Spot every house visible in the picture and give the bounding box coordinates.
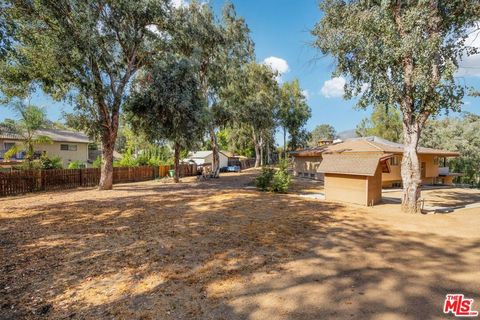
[0,129,91,168]
[291,136,460,187]
[319,153,392,206]
[184,150,229,168]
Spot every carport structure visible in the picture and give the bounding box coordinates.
[318,153,392,206]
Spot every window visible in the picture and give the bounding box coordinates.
[4,142,15,151]
[60,144,77,151]
[433,156,439,165]
[390,155,399,166]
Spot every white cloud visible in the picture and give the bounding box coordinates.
[302,90,310,100]
[171,0,187,8]
[263,56,290,78]
[457,27,480,77]
[320,77,346,98]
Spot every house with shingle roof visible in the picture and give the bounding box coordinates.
[0,128,92,168]
[291,136,460,187]
[318,153,393,206]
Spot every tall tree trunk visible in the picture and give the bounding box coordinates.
[260,135,264,166]
[99,133,114,190]
[209,126,220,178]
[253,129,261,167]
[283,126,287,160]
[174,143,180,183]
[267,143,271,165]
[254,144,261,167]
[401,122,422,213]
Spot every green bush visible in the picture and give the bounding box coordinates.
[39,154,63,169]
[271,168,291,193]
[67,160,86,169]
[255,160,291,193]
[270,160,291,193]
[254,167,275,191]
[92,155,102,168]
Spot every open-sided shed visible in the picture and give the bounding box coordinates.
[318,153,392,206]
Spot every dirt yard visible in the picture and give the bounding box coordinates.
[1,169,479,320]
[384,187,480,209]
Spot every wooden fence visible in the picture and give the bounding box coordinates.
[0,164,198,197]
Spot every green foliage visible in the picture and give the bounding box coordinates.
[1,0,173,188]
[312,0,477,116]
[255,160,292,193]
[67,161,85,169]
[114,149,137,168]
[279,79,311,152]
[92,155,102,169]
[0,118,19,134]
[3,102,52,160]
[255,167,275,191]
[270,160,291,193]
[126,57,207,153]
[308,124,336,147]
[135,146,173,166]
[420,113,480,187]
[226,62,280,164]
[40,154,63,170]
[356,105,402,142]
[17,153,63,170]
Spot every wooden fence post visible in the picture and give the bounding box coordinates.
[41,170,46,191]
[79,169,83,187]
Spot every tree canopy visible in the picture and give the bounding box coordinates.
[313,0,480,212]
[278,79,311,156]
[308,124,336,147]
[421,113,480,187]
[125,57,206,182]
[1,0,172,189]
[3,102,52,164]
[227,62,279,167]
[356,105,402,143]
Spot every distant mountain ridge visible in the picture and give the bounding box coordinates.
[337,129,358,140]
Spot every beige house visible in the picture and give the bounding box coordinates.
[319,153,392,206]
[291,136,460,187]
[0,129,91,168]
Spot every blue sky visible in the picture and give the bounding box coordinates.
[1,0,479,137]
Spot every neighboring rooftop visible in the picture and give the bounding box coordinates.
[187,150,233,158]
[292,136,459,157]
[318,153,392,176]
[0,128,91,144]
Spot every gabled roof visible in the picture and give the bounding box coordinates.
[350,136,459,156]
[318,153,392,176]
[187,150,230,159]
[291,136,459,157]
[0,128,91,144]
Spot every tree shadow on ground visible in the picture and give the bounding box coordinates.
[1,176,479,320]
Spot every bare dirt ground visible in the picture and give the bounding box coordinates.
[1,169,479,320]
[384,187,480,209]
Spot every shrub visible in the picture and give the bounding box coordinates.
[255,160,291,193]
[92,155,102,168]
[254,167,275,191]
[39,154,63,169]
[67,161,86,169]
[271,167,291,193]
[270,159,291,193]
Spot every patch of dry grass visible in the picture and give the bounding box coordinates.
[1,170,479,319]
